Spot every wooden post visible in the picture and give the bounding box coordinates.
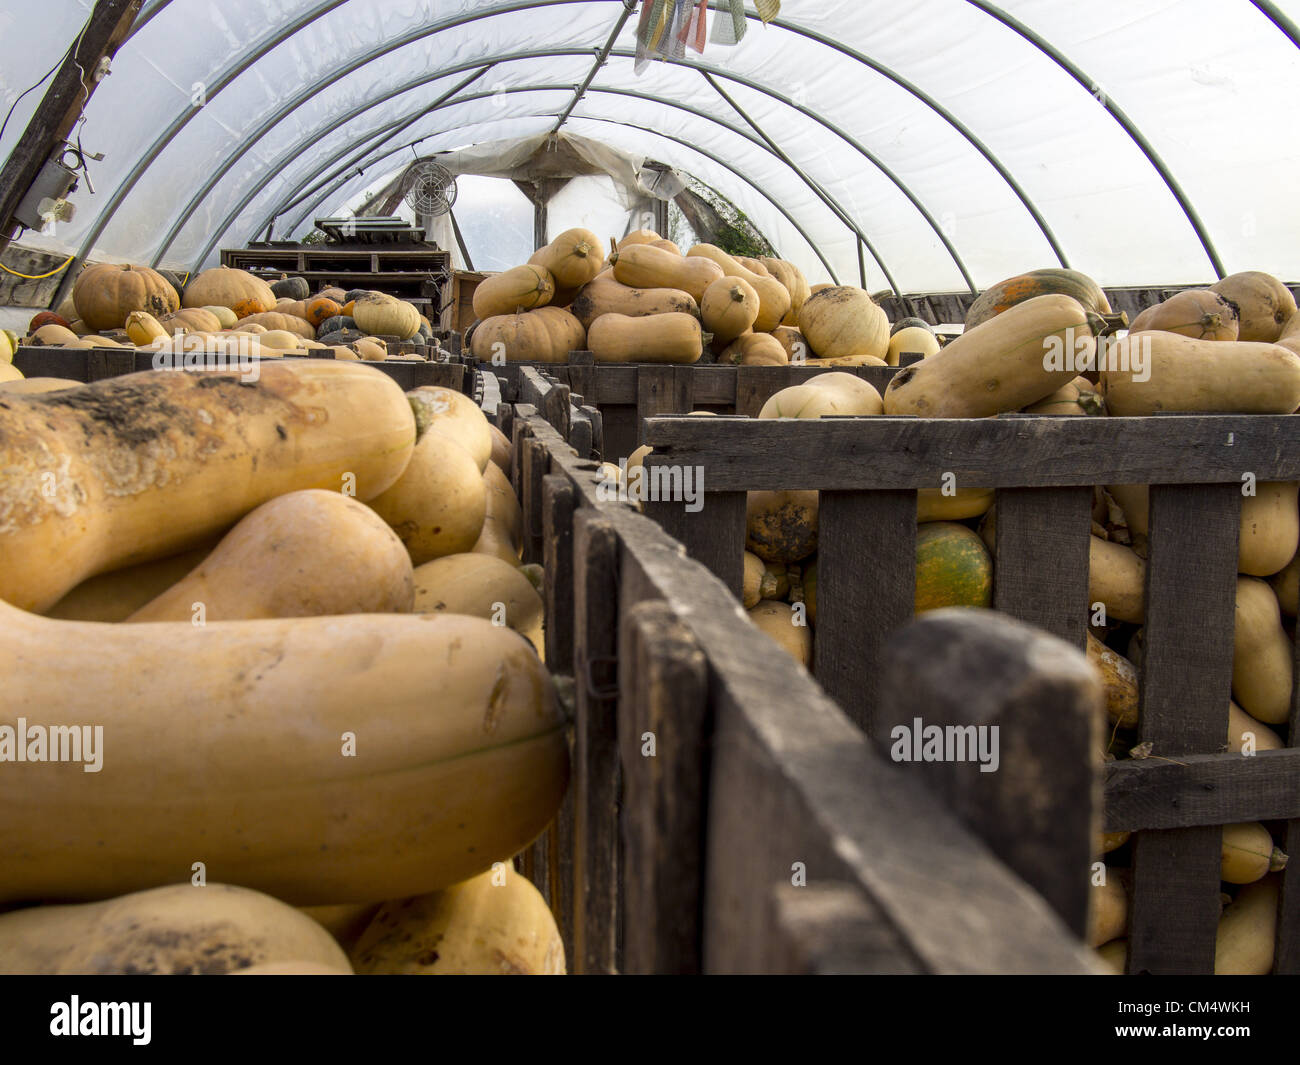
[618,600,709,974]
[1128,482,1241,974]
[572,511,621,974]
[0,1,143,256]
[875,609,1103,937]
[768,883,919,975]
[642,476,746,598]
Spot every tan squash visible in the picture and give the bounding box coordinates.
[916,486,994,522]
[235,311,315,339]
[367,430,487,564]
[1023,376,1105,415]
[759,373,883,418]
[160,307,224,334]
[411,553,543,655]
[0,361,415,612]
[886,325,941,366]
[0,605,566,905]
[1090,537,1145,625]
[797,286,890,361]
[183,265,276,318]
[588,311,702,364]
[408,386,492,471]
[1210,271,1296,342]
[1228,701,1284,752]
[1096,940,1128,974]
[231,961,352,975]
[885,295,1101,417]
[810,353,889,368]
[1086,632,1139,729]
[0,376,82,394]
[1088,873,1127,947]
[1215,876,1279,975]
[0,883,349,975]
[748,599,812,665]
[609,243,723,302]
[1100,332,1300,415]
[1239,481,1299,577]
[353,295,421,340]
[1221,822,1287,885]
[72,262,179,331]
[350,866,564,975]
[722,331,788,366]
[488,423,511,473]
[125,310,169,345]
[770,325,810,362]
[686,244,790,330]
[747,490,818,564]
[472,264,555,320]
[126,491,413,622]
[1107,483,1149,541]
[202,305,239,329]
[470,306,585,364]
[762,257,811,325]
[1128,289,1239,340]
[45,542,217,622]
[568,270,698,330]
[1232,576,1293,724]
[299,903,382,954]
[1269,550,1299,616]
[31,323,81,346]
[701,277,760,342]
[530,228,605,290]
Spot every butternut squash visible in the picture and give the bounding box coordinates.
[350,866,564,974]
[748,599,812,665]
[1210,272,1296,343]
[408,386,492,471]
[1221,822,1287,885]
[367,430,487,564]
[761,257,811,325]
[488,423,512,473]
[0,361,415,612]
[701,277,759,342]
[743,550,774,609]
[472,264,555,320]
[1096,939,1127,974]
[126,490,413,622]
[1090,537,1146,624]
[234,311,315,339]
[722,331,788,366]
[1215,876,1279,974]
[1232,576,1294,724]
[747,490,818,563]
[1239,481,1299,576]
[44,542,217,621]
[609,243,723,302]
[1088,873,1127,947]
[884,295,1101,417]
[798,286,890,361]
[759,372,883,418]
[0,883,349,975]
[1100,332,1300,415]
[0,376,81,394]
[1023,376,1104,415]
[771,325,810,362]
[886,326,941,365]
[1107,483,1149,541]
[125,310,169,345]
[231,960,352,975]
[1228,701,1284,752]
[0,605,567,904]
[529,227,605,290]
[810,353,889,368]
[588,311,702,364]
[916,486,994,522]
[1269,550,1299,616]
[1128,289,1239,341]
[411,553,543,655]
[1086,632,1139,729]
[470,306,585,365]
[965,268,1113,330]
[687,244,790,330]
[568,270,698,330]
[299,903,382,954]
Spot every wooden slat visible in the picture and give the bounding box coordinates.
[1277,627,1300,973]
[1105,749,1300,830]
[1128,482,1241,975]
[815,490,915,733]
[993,486,1093,648]
[642,479,746,598]
[875,609,1101,937]
[521,437,548,565]
[635,365,692,444]
[572,511,621,975]
[542,379,572,442]
[768,883,922,975]
[645,415,1300,488]
[542,475,577,674]
[617,601,709,974]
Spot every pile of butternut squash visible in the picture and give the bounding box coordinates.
[466,226,912,368]
[13,264,435,367]
[0,359,566,975]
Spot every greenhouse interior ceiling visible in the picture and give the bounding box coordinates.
[1,0,1298,296]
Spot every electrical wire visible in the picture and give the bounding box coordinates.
[0,13,93,145]
[0,254,75,279]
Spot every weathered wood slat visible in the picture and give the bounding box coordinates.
[1128,482,1241,975]
[875,609,1101,938]
[815,490,915,733]
[645,415,1300,488]
[1105,749,1300,830]
[542,475,577,673]
[642,476,746,598]
[768,882,920,975]
[635,365,693,444]
[572,511,622,975]
[617,601,709,975]
[993,486,1093,648]
[1277,628,1300,973]
[521,436,548,565]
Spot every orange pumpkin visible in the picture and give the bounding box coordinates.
[72,263,180,331]
[341,301,356,318]
[305,297,343,328]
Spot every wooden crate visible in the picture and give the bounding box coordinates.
[10,345,475,394]
[640,411,1300,975]
[441,270,487,335]
[487,379,1100,974]
[489,355,903,463]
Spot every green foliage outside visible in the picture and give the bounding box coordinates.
[687,178,776,258]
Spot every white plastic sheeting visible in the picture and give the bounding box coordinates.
[8,0,1300,292]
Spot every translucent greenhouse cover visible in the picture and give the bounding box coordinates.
[5,0,1300,294]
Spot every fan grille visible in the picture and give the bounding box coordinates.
[404,161,457,215]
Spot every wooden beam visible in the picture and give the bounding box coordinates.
[0,1,143,255]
